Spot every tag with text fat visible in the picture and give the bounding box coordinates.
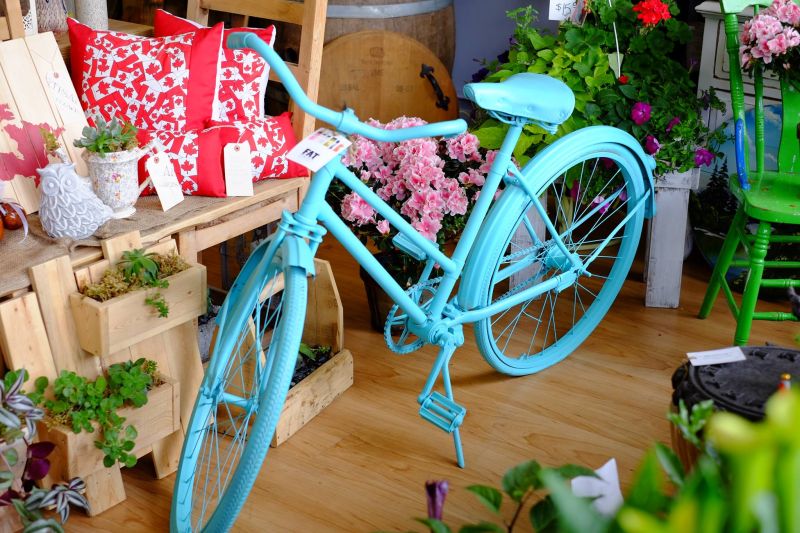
[145,153,184,211]
[287,128,352,172]
[224,143,254,197]
[687,347,747,366]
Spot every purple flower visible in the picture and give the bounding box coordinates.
[569,181,581,201]
[631,102,652,125]
[666,116,681,133]
[425,480,449,520]
[644,135,661,155]
[694,148,715,167]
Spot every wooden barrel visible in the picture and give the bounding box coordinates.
[325,0,455,71]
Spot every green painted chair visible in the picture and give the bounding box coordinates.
[698,0,800,344]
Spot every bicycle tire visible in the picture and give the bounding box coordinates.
[171,238,307,532]
[466,141,646,376]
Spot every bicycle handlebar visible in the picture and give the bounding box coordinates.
[227,32,468,142]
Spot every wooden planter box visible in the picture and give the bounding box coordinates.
[272,259,352,446]
[36,376,180,483]
[272,349,353,446]
[70,264,207,357]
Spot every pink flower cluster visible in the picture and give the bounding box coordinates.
[339,117,492,242]
[740,0,800,70]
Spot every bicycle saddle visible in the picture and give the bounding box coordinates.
[463,73,575,133]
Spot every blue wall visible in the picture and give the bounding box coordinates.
[452,0,556,96]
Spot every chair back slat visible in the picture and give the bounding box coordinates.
[722,12,752,181]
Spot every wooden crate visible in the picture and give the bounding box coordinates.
[0,231,204,516]
[272,258,352,446]
[70,264,207,357]
[37,375,180,480]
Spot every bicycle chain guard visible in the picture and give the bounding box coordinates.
[383,277,441,354]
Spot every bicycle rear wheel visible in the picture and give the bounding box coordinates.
[171,237,307,532]
[467,143,646,376]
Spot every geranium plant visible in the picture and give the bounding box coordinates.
[472,2,726,183]
[326,116,495,285]
[740,0,800,82]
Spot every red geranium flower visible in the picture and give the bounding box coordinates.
[619,74,629,84]
[632,0,671,26]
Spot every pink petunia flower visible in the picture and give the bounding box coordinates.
[631,102,652,125]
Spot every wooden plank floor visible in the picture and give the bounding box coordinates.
[69,239,798,532]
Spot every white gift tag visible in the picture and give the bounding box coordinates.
[549,0,584,21]
[287,128,352,172]
[687,347,747,366]
[45,71,83,118]
[145,153,184,211]
[224,143,254,197]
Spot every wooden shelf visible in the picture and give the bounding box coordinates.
[56,19,153,64]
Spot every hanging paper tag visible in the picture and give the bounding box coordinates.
[145,153,184,211]
[687,347,746,366]
[287,128,352,172]
[224,143,254,197]
[548,0,585,21]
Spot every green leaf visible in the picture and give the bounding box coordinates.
[530,496,558,531]
[473,124,508,150]
[103,455,115,468]
[537,49,555,61]
[654,442,685,488]
[459,523,505,533]
[501,460,541,501]
[414,518,453,533]
[551,464,598,480]
[124,455,137,468]
[619,84,638,99]
[625,448,669,513]
[2,446,18,467]
[539,469,607,533]
[466,485,502,514]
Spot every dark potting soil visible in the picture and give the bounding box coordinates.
[290,346,332,388]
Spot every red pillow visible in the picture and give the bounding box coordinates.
[208,113,308,181]
[154,10,275,122]
[67,17,223,131]
[136,127,227,197]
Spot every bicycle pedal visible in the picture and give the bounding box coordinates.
[419,392,466,433]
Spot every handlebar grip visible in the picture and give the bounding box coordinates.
[226,32,252,51]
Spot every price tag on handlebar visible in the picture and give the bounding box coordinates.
[287,128,352,172]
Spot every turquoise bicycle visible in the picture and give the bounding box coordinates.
[171,32,656,532]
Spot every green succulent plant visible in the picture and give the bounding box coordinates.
[73,117,139,156]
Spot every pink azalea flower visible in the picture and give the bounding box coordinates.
[376,219,390,234]
[666,116,681,133]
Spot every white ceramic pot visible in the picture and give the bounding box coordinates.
[83,149,146,219]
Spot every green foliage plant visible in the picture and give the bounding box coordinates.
[73,117,139,156]
[35,358,160,468]
[81,249,190,318]
[407,392,800,533]
[472,3,726,180]
[0,370,89,532]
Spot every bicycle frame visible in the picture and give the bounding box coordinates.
[294,122,526,331]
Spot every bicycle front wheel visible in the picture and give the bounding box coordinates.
[171,238,307,532]
[468,143,646,376]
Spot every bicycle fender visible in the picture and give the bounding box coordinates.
[279,235,316,277]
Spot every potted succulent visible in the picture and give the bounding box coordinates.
[326,116,493,330]
[0,371,89,532]
[73,117,145,219]
[70,246,207,357]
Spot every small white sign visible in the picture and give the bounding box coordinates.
[224,143,254,197]
[287,128,352,172]
[687,347,747,366]
[45,71,83,118]
[145,153,183,211]
[549,0,585,21]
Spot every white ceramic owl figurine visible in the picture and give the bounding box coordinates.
[37,162,113,239]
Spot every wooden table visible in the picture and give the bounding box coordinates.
[0,177,307,299]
